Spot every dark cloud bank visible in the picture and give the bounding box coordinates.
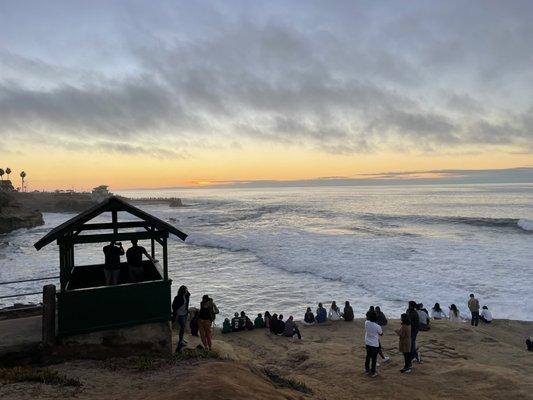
[1,0,532,157]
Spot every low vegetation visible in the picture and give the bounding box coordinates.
[264,369,313,395]
[172,347,220,362]
[0,366,82,387]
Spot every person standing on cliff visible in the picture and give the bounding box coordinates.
[468,293,480,327]
[103,241,124,285]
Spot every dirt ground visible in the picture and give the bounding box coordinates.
[1,318,532,400]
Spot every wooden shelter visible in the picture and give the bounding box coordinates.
[34,196,187,337]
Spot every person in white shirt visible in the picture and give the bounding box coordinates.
[431,303,447,320]
[417,303,430,331]
[364,310,383,377]
[480,306,493,323]
[448,304,463,323]
[328,301,342,321]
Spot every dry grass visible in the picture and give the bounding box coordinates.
[0,366,82,387]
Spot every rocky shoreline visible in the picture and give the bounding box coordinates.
[0,191,183,235]
[0,192,44,235]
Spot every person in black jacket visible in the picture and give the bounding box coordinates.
[343,301,354,322]
[375,306,390,363]
[189,308,199,337]
[407,301,421,363]
[172,285,190,353]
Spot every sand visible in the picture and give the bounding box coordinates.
[1,318,532,399]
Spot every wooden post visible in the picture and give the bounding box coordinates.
[42,284,56,347]
[112,210,118,236]
[162,236,168,280]
[150,227,155,258]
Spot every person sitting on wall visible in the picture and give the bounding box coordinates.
[254,313,265,328]
[480,306,493,324]
[102,241,124,285]
[126,239,151,283]
[222,318,232,334]
[284,316,302,339]
[245,315,255,330]
[231,313,244,332]
[304,307,316,325]
[316,303,327,324]
[343,301,354,322]
[417,303,431,331]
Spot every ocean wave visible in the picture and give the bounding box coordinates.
[184,229,417,285]
[359,213,532,232]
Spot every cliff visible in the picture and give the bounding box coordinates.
[0,192,44,234]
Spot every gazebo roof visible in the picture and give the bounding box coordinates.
[34,196,187,250]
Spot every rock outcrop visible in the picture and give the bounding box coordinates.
[0,192,44,234]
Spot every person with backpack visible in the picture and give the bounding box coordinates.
[198,295,217,350]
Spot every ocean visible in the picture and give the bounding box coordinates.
[1,184,532,322]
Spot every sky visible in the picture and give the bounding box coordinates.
[1,0,532,190]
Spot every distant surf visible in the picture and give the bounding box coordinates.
[359,213,533,232]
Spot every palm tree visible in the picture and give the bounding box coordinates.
[0,169,4,181]
[20,171,26,192]
[5,167,11,181]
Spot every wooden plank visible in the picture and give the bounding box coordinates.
[60,231,168,245]
[76,221,149,231]
[162,237,168,281]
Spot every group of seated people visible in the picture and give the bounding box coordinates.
[221,311,302,339]
[431,302,493,323]
[304,301,355,324]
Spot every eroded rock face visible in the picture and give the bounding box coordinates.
[0,192,44,234]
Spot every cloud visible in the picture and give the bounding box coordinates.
[173,167,533,188]
[0,1,532,156]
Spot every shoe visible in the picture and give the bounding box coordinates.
[383,356,390,363]
[363,370,370,374]
[371,373,379,378]
[401,368,412,374]
[416,352,423,363]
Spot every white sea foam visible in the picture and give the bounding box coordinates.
[517,218,533,232]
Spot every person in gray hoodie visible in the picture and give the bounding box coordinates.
[284,316,302,339]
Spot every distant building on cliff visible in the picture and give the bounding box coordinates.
[0,180,14,192]
[91,185,112,202]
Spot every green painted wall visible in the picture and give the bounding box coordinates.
[57,280,171,336]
